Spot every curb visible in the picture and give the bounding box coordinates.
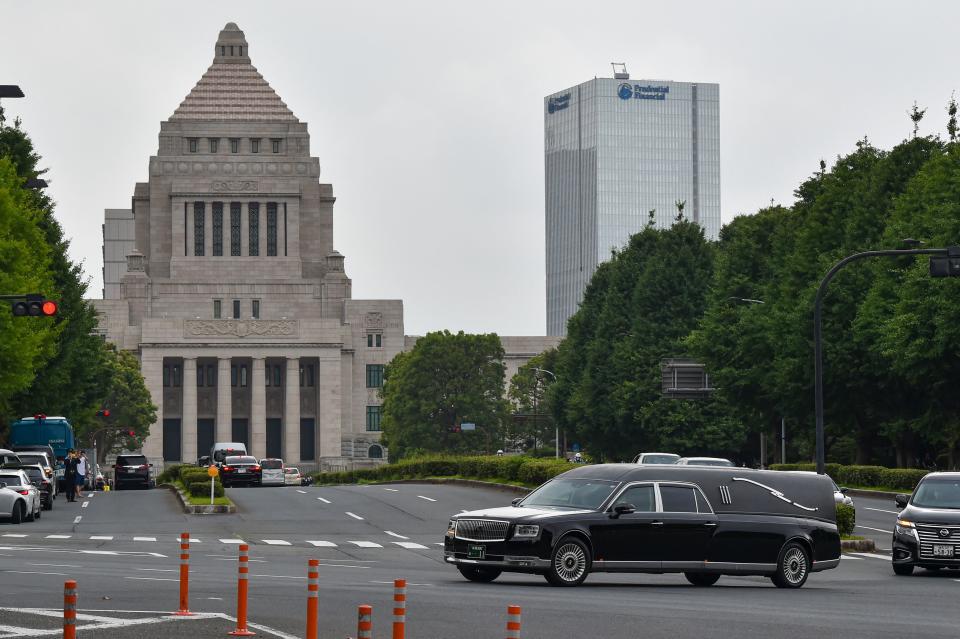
[841,538,877,552]
[160,483,237,514]
[365,478,533,494]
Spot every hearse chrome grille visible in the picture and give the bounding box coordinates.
[718,485,733,505]
[916,524,960,559]
[455,519,509,542]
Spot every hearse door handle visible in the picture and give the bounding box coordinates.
[651,521,664,526]
[703,522,717,527]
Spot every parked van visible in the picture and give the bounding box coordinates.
[260,458,285,486]
[211,442,247,464]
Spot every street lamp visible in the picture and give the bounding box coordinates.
[531,367,559,458]
[0,85,25,98]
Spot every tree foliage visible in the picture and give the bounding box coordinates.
[380,331,509,460]
[88,347,158,464]
[507,348,559,451]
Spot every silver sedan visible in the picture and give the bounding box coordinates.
[0,470,42,523]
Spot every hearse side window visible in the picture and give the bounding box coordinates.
[659,485,699,513]
[613,485,656,512]
[694,488,714,513]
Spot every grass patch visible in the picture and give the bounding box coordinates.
[841,535,866,541]
[172,479,233,507]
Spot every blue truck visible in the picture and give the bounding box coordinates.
[9,416,76,490]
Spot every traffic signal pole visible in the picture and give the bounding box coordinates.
[813,246,956,475]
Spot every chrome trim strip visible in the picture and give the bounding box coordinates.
[444,553,549,569]
[811,558,840,571]
[593,560,661,569]
[731,477,819,512]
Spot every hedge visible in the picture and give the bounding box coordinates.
[313,455,576,487]
[836,503,855,537]
[769,463,928,491]
[157,463,192,485]
[188,480,225,498]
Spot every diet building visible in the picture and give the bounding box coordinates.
[94,23,559,471]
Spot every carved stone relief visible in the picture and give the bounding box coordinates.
[184,319,298,338]
[211,180,259,192]
[364,312,384,330]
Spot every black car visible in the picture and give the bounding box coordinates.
[892,472,960,575]
[444,464,840,588]
[113,454,153,490]
[22,464,54,510]
[220,456,262,487]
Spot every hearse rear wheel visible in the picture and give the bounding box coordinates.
[771,542,809,589]
[892,563,914,576]
[545,538,591,587]
[457,566,502,583]
[685,572,721,587]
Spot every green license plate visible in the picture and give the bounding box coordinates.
[468,544,485,559]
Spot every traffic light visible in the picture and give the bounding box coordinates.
[930,256,960,277]
[10,295,58,317]
[96,409,111,418]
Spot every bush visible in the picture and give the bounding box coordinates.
[188,480,224,498]
[768,463,928,491]
[836,503,855,537]
[181,469,215,490]
[157,463,191,484]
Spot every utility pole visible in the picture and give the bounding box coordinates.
[781,417,786,464]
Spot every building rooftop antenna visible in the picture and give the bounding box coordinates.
[611,62,630,80]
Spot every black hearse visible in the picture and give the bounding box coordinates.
[444,464,840,588]
[892,472,960,575]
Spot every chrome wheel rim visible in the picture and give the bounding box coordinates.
[782,547,807,585]
[554,543,586,582]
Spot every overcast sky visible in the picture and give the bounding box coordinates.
[1,1,957,336]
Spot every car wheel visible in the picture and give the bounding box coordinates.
[771,542,810,588]
[893,563,914,576]
[35,505,41,520]
[684,572,721,587]
[11,502,23,524]
[25,504,35,522]
[545,537,591,587]
[457,566,502,583]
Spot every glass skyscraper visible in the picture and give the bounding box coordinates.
[545,75,720,336]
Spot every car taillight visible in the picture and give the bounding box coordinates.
[17,489,29,495]
[252,465,261,471]
[222,466,233,472]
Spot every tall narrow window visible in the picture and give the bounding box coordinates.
[196,365,204,387]
[213,299,221,319]
[188,138,198,153]
[283,203,288,256]
[193,202,205,256]
[376,334,382,347]
[206,365,216,387]
[366,364,384,388]
[212,202,223,256]
[231,365,238,387]
[271,139,280,153]
[366,406,382,432]
[250,139,260,153]
[240,365,248,387]
[265,365,271,387]
[248,203,259,256]
[252,300,260,319]
[306,364,315,387]
[163,365,171,387]
[230,138,239,153]
[172,365,181,388]
[232,300,240,319]
[230,203,241,255]
[209,138,219,153]
[266,202,277,256]
[273,366,282,387]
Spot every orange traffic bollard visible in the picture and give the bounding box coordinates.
[174,532,194,616]
[229,544,255,636]
[305,559,319,639]
[63,580,77,639]
[506,604,521,639]
[392,578,406,639]
[357,604,373,639]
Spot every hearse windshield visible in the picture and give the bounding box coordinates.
[520,478,618,510]
[912,480,960,509]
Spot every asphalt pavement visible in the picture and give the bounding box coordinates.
[1,483,958,638]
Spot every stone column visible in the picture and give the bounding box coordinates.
[217,357,232,445]
[284,356,301,463]
[251,357,266,459]
[318,355,342,460]
[181,357,197,464]
[141,351,165,463]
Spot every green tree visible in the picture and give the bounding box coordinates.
[507,348,558,451]
[380,331,509,460]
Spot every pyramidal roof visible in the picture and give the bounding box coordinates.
[170,23,298,122]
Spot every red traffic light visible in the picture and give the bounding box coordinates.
[10,297,58,317]
[127,430,135,437]
[41,300,57,316]
[96,409,110,417]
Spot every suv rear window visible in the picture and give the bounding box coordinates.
[226,456,257,464]
[117,456,148,466]
[24,467,44,480]
[260,459,283,469]
[0,473,25,485]
[18,454,48,465]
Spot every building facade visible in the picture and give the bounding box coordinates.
[94,23,560,470]
[544,74,720,336]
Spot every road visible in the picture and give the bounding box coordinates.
[1,483,958,638]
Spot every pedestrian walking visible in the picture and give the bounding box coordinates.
[75,451,87,499]
[64,450,78,502]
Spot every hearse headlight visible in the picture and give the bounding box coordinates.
[512,524,540,539]
[446,519,456,537]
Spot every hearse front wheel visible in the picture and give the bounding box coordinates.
[771,542,810,588]
[892,563,914,576]
[457,565,501,583]
[545,538,591,587]
[685,572,720,587]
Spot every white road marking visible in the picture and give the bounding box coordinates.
[2,534,28,538]
[0,545,164,558]
[82,501,90,508]
[384,531,409,539]
[317,497,331,504]
[865,507,900,515]
[133,536,157,542]
[125,576,178,582]
[460,510,469,513]
[176,537,202,543]
[857,525,893,534]
[90,535,113,540]
[45,535,71,539]
[73,516,82,524]
[348,541,382,548]
[849,552,891,561]
[417,495,437,502]
[262,539,292,546]
[345,511,364,520]
[382,488,398,492]
[5,570,67,576]
[82,550,118,555]
[31,563,81,568]
[392,541,428,550]
[219,539,245,544]
[370,580,433,586]
[87,493,94,498]
[208,597,223,600]
[136,568,176,572]
[296,489,307,494]
[434,543,445,546]
[306,540,337,547]
[840,554,864,560]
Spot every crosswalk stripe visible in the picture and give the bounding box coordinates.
[840,554,863,560]
[133,536,156,542]
[382,488,399,492]
[392,542,428,550]
[417,495,437,502]
[175,537,202,543]
[3,534,28,538]
[317,497,331,503]
[90,536,113,540]
[219,539,245,544]
[262,539,292,546]
[296,490,307,494]
[306,540,338,547]
[46,535,71,539]
[345,512,364,520]
[348,541,382,548]
[384,531,409,539]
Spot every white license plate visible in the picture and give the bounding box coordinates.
[933,544,954,557]
[237,469,247,474]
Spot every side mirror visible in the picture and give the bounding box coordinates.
[840,487,848,494]
[895,494,909,509]
[612,503,636,518]
[511,497,523,506]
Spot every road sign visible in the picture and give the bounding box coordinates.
[460,423,476,431]
[207,465,219,477]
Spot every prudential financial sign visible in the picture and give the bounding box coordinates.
[618,83,669,101]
